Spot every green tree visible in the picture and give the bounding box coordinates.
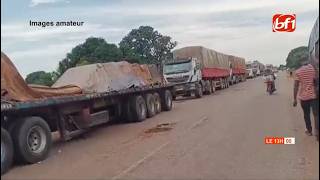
[25,71,54,86]
[119,26,177,65]
[286,46,309,69]
[76,58,90,66]
[56,37,123,76]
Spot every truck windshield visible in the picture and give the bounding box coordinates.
[164,62,191,75]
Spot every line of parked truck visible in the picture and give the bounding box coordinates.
[3,15,318,176]
[1,45,248,175]
[164,46,247,99]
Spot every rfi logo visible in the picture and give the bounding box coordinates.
[272,14,296,32]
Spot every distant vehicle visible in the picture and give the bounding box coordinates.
[265,64,273,70]
[246,60,265,76]
[273,68,278,73]
[246,69,254,78]
[256,68,261,76]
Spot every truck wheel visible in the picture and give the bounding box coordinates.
[130,95,147,122]
[207,83,213,94]
[230,78,233,86]
[225,79,229,88]
[1,128,13,175]
[161,90,173,111]
[153,93,162,114]
[204,81,212,95]
[172,91,177,100]
[195,83,203,98]
[121,101,133,122]
[172,95,177,100]
[211,81,216,93]
[236,76,239,83]
[144,94,156,118]
[12,117,52,164]
[220,78,225,89]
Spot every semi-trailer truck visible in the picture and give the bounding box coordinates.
[1,52,174,175]
[246,60,265,77]
[163,46,246,99]
[307,16,318,141]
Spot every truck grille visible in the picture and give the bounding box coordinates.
[166,75,189,83]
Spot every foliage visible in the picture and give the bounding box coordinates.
[76,58,90,66]
[25,71,54,86]
[27,26,177,85]
[285,46,309,69]
[119,26,177,65]
[56,37,122,75]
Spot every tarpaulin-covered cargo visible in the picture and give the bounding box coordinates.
[147,64,163,83]
[29,84,82,97]
[53,61,163,93]
[173,46,229,69]
[230,56,246,75]
[172,46,246,78]
[1,52,82,102]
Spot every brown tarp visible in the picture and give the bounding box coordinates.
[29,84,82,97]
[1,52,82,102]
[147,64,162,83]
[173,46,245,69]
[53,61,163,93]
[229,55,245,69]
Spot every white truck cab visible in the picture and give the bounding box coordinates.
[164,58,201,84]
[163,58,203,98]
[246,69,254,78]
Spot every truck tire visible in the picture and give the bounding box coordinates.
[161,90,173,111]
[130,95,147,122]
[220,78,225,89]
[204,81,212,95]
[1,128,13,175]
[172,95,177,100]
[120,101,133,122]
[12,117,52,164]
[207,85,213,94]
[211,81,216,93]
[236,76,239,83]
[230,77,234,86]
[225,78,229,88]
[144,94,156,118]
[172,91,177,100]
[195,83,203,98]
[153,93,162,114]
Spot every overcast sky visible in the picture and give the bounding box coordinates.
[1,0,319,77]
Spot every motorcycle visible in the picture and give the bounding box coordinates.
[265,80,274,95]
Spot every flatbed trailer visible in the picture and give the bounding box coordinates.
[1,84,174,174]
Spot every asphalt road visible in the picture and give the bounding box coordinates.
[3,72,319,180]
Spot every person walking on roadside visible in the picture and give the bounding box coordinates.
[293,57,318,139]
